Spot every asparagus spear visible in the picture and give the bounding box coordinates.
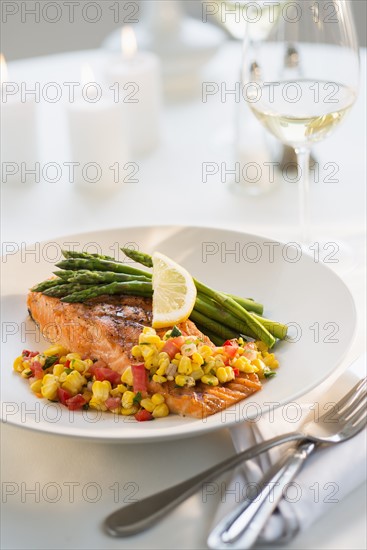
[195,280,275,348]
[225,294,263,315]
[189,310,240,342]
[61,250,117,262]
[61,281,153,303]
[194,324,227,347]
[31,278,65,292]
[63,270,150,285]
[43,283,91,298]
[53,270,78,280]
[121,248,153,268]
[56,258,152,278]
[196,295,287,341]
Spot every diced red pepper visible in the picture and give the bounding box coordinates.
[30,361,44,379]
[132,363,147,393]
[64,359,71,369]
[22,350,39,358]
[224,345,238,359]
[105,397,121,411]
[233,368,240,377]
[66,394,86,411]
[134,409,153,422]
[162,340,180,360]
[93,367,121,385]
[57,387,72,405]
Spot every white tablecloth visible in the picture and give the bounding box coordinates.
[1,43,366,550]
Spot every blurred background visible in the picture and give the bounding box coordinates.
[2,0,366,60]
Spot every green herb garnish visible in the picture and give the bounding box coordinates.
[43,355,58,370]
[170,326,182,338]
[264,371,277,379]
[133,391,142,405]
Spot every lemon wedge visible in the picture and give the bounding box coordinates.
[152,252,197,329]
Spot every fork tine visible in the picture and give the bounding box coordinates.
[338,378,367,413]
[344,410,367,439]
[341,388,367,422]
[318,378,367,423]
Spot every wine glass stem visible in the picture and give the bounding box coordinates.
[295,147,311,245]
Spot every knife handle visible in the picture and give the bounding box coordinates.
[207,441,316,550]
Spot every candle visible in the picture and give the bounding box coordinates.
[106,26,161,157]
[67,64,130,191]
[0,54,38,181]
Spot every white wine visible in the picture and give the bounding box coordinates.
[248,80,356,146]
[211,0,281,41]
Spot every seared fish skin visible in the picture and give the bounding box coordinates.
[27,291,261,418]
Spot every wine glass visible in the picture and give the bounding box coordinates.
[241,0,360,261]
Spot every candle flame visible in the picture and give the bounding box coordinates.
[81,63,95,85]
[121,26,137,59]
[0,53,9,84]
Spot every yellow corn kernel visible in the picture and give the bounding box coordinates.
[13,356,24,372]
[53,363,65,376]
[89,398,107,411]
[37,355,46,367]
[30,379,43,394]
[121,366,133,386]
[62,370,87,395]
[22,360,30,369]
[175,375,195,387]
[139,334,161,346]
[66,352,81,361]
[110,384,127,397]
[71,359,87,373]
[198,345,213,358]
[156,364,167,376]
[171,358,179,367]
[192,367,205,381]
[120,405,138,416]
[21,368,33,379]
[152,374,167,383]
[191,352,204,366]
[236,347,245,355]
[143,326,156,335]
[225,366,235,381]
[203,360,216,374]
[156,340,166,352]
[144,350,159,370]
[84,359,94,368]
[140,398,155,412]
[214,355,225,368]
[234,356,259,373]
[256,341,268,353]
[131,345,143,359]
[140,346,155,361]
[151,393,165,405]
[178,356,192,375]
[41,374,59,400]
[152,403,169,418]
[59,372,67,383]
[262,353,279,369]
[44,345,68,357]
[216,366,228,384]
[82,390,93,402]
[174,353,182,360]
[201,374,219,386]
[158,352,170,368]
[90,382,111,403]
[59,356,68,364]
[121,390,136,409]
[214,347,224,355]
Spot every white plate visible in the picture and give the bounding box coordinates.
[0,226,356,442]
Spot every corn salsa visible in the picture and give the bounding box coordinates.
[13,327,278,421]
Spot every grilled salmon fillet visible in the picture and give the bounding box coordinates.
[27,291,261,418]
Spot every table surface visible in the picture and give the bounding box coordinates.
[1,43,366,550]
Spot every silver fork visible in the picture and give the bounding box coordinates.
[207,377,367,549]
[104,378,366,537]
